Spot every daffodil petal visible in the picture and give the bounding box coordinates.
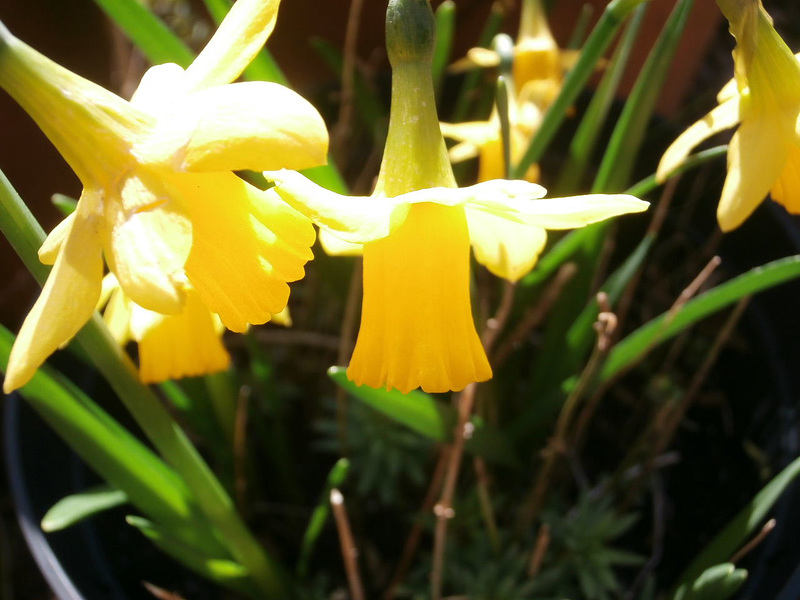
[657,98,740,182]
[102,286,133,345]
[440,121,498,145]
[137,82,328,173]
[718,116,790,231]
[400,179,547,207]
[466,207,548,281]
[183,0,280,90]
[448,141,480,163]
[448,47,500,73]
[770,141,800,213]
[319,229,364,256]
[266,169,407,243]
[182,172,315,332]
[470,192,649,229]
[130,63,189,111]
[716,77,739,104]
[131,293,231,383]
[104,172,192,314]
[3,210,103,392]
[38,211,75,265]
[348,203,491,394]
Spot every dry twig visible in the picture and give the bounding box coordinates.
[331,488,366,600]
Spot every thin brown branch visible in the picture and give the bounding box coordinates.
[615,177,677,335]
[482,280,516,353]
[730,518,776,563]
[384,447,450,600]
[493,262,578,367]
[331,488,366,600]
[474,457,500,552]
[431,384,479,600]
[527,523,551,578]
[331,0,366,156]
[518,293,616,531]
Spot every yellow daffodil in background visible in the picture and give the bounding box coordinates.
[657,0,800,232]
[0,0,328,391]
[266,0,648,395]
[440,87,542,183]
[450,0,574,111]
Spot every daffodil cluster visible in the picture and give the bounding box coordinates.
[0,0,328,391]
[1,0,648,397]
[657,0,800,231]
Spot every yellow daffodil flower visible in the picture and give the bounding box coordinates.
[266,0,648,395]
[440,88,542,183]
[0,0,328,391]
[99,274,231,383]
[450,0,574,111]
[657,0,800,231]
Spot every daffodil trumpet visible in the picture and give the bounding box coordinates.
[0,0,329,391]
[267,0,648,395]
[657,0,800,232]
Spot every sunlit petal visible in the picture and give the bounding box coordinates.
[182,172,315,332]
[718,116,790,231]
[466,207,548,281]
[139,82,328,173]
[3,209,103,392]
[38,211,75,265]
[266,169,406,243]
[657,98,740,182]
[103,172,192,314]
[182,0,281,90]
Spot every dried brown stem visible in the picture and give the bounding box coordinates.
[331,0,366,156]
[518,293,617,531]
[527,523,551,578]
[482,280,516,353]
[384,447,450,600]
[730,518,776,563]
[474,457,500,552]
[493,262,578,367]
[615,177,677,335]
[431,384,479,600]
[331,488,366,600]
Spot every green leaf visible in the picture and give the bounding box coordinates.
[670,455,800,597]
[42,485,128,532]
[601,255,800,384]
[555,3,647,195]
[328,367,519,468]
[127,516,253,592]
[432,1,456,94]
[91,0,194,67]
[675,563,748,600]
[593,0,694,193]
[297,458,350,577]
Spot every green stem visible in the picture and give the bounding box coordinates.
[0,170,286,597]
